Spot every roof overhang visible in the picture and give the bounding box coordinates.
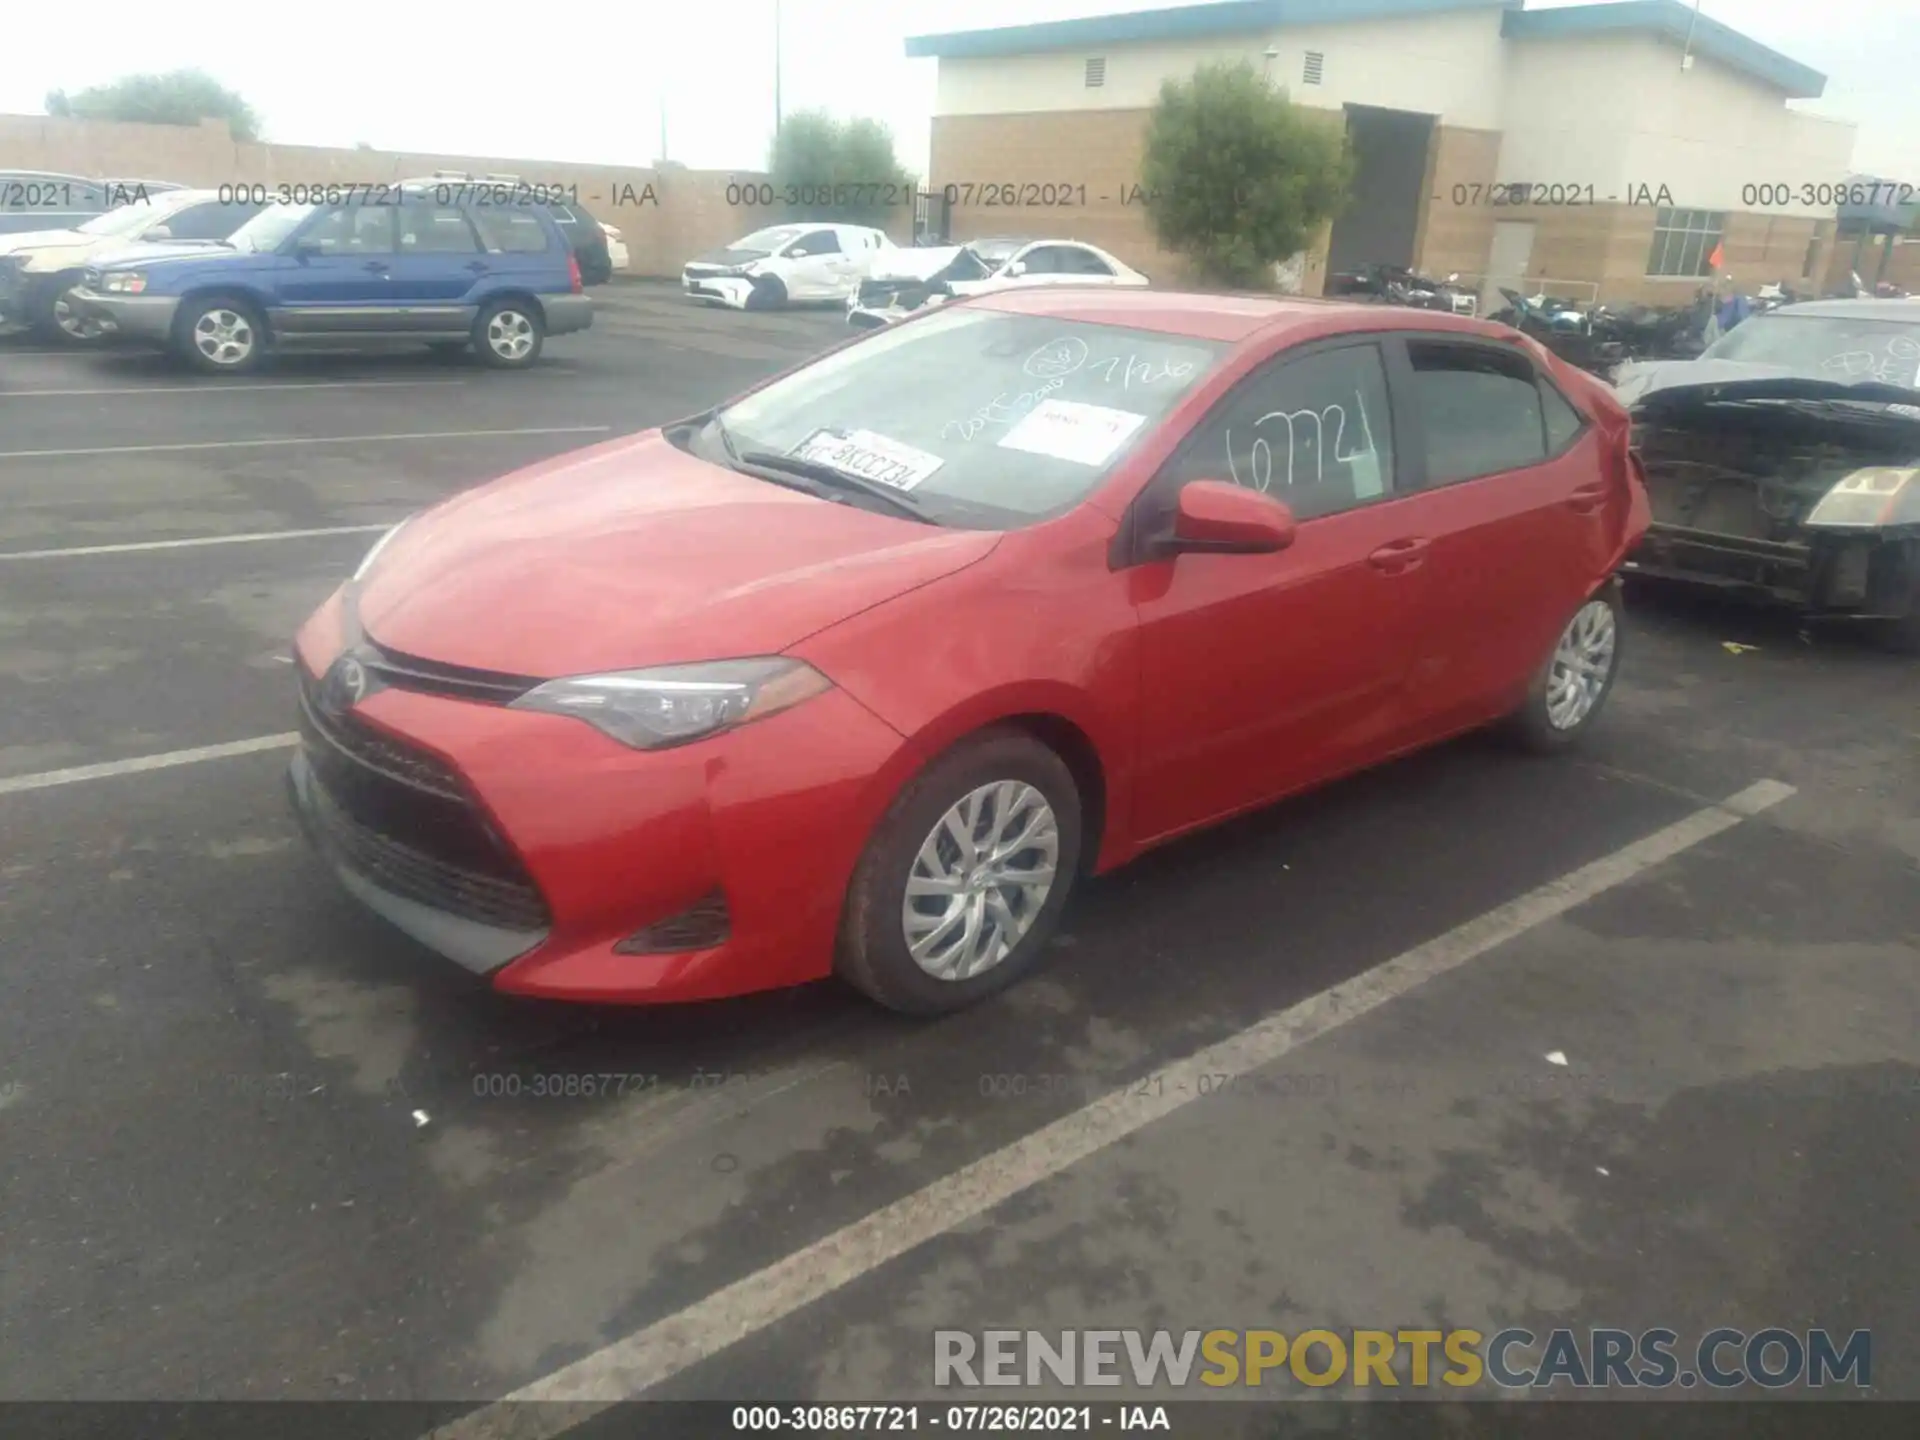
[1501,1,1825,98]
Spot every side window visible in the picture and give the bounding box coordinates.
[1161,343,1396,522]
[162,202,250,241]
[1062,247,1115,276]
[1541,380,1587,455]
[300,204,397,254]
[1406,341,1548,484]
[469,207,551,253]
[792,229,841,256]
[1019,247,1066,274]
[398,202,482,253]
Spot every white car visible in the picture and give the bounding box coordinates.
[847,237,1149,329]
[601,221,629,273]
[682,222,893,310]
[0,187,264,341]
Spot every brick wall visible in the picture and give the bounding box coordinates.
[0,114,776,276]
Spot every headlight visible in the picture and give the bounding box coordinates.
[509,658,833,750]
[352,516,414,581]
[100,271,148,294]
[1804,467,1920,529]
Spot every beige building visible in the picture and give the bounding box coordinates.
[908,0,1858,304]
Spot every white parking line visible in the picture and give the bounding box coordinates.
[428,777,1795,1436]
[0,380,469,400]
[0,734,298,797]
[0,425,612,461]
[0,524,395,561]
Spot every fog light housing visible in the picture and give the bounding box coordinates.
[614,890,731,954]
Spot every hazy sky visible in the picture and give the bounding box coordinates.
[2,0,1915,183]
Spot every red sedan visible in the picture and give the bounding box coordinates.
[288,289,1649,1014]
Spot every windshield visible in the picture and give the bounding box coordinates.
[711,307,1229,527]
[76,205,164,238]
[735,226,803,252]
[1703,314,1920,389]
[226,203,318,253]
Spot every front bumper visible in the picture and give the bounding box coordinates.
[542,293,594,336]
[0,267,60,326]
[63,288,178,341]
[846,304,901,331]
[1627,522,1920,617]
[287,594,909,1004]
[682,272,753,308]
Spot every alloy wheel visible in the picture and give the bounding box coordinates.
[52,294,104,341]
[1545,598,1618,730]
[192,308,255,366]
[486,309,535,360]
[902,780,1060,981]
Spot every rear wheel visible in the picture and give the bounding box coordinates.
[173,296,267,374]
[837,729,1082,1015]
[473,299,544,368]
[1505,584,1625,752]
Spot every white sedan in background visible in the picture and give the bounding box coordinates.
[847,237,1149,329]
[600,222,629,273]
[682,222,894,310]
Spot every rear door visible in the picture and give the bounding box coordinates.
[469,205,563,294]
[272,202,400,332]
[1382,334,1613,729]
[1127,338,1433,841]
[390,198,490,332]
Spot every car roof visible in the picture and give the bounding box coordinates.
[967,287,1516,345]
[1761,298,1920,320]
[2,169,91,181]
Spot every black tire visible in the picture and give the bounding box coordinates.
[744,275,788,311]
[1505,582,1626,753]
[837,728,1083,1016]
[473,298,545,369]
[171,294,268,374]
[30,275,103,345]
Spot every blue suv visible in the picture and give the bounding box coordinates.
[66,185,592,372]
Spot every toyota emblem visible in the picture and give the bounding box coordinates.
[324,654,370,712]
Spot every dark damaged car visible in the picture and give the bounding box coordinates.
[1614,299,1920,651]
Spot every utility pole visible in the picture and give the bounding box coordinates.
[774,0,784,139]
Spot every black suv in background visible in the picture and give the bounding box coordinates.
[401,172,614,284]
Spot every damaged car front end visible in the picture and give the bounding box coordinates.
[1616,302,1920,649]
[846,239,1018,330]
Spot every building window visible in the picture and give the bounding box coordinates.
[1646,208,1725,277]
[1085,57,1106,87]
[1303,51,1325,84]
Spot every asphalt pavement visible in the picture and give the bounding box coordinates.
[1,284,1915,1425]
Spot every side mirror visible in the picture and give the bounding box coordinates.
[147,224,173,240]
[1005,260,1027,277]
[292,240,325,260]
[1166,480,1297,555]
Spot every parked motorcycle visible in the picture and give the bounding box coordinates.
[1327,263,1474,314]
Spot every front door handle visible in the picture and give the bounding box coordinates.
[1567,482,1607,514]
[363,260,390,274]
[465,261,490,275]
[1368,537,1430,573]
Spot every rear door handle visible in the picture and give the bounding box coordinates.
[465,261,490,275]
[1567,482,1607,514]
[1368,537,1430,573]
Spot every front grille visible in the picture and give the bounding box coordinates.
[296,664,548,929]
[82,267,102,290]
[304,768,548,931]
[360,636,536,706]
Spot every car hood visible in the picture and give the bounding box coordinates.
[871,246,966,281]
[87,239,236,270]
[1618,358,1920,419]
[356,431,1001,677]
[688,246,774,267]
[0,227,88,256]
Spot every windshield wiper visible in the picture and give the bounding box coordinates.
[736,450,935,523]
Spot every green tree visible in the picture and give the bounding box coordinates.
[44,69,262,142]
[1139,61,1353,289]
[767,111,915,228]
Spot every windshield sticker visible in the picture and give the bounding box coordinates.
[791,428,945,491]
[997,400,1147,466]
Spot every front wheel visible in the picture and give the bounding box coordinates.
[35,282,107,344]
[173,296,267,374]
[474,300,544,369]
[837,730,1083,1015]
[1505,584,1625,752]
[744,275,788,311]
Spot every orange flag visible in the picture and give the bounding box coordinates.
[1706,240,1725,271]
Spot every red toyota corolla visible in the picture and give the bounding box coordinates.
[289,289,1649,1014]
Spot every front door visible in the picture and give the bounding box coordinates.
[1127,339,1432,843]
[390,199,490,333]
[273,203,400,332]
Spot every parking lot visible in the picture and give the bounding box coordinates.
[2,282,1917,1420]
